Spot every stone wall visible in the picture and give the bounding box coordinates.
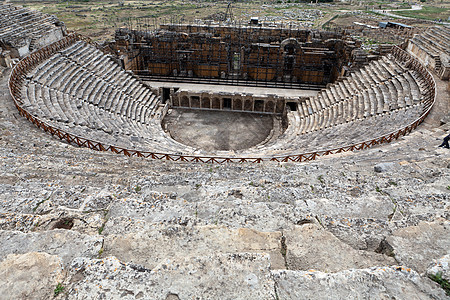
[114,26,358,87]
[406,26,450,81]
[170,89,302,115]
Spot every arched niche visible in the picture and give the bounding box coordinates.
[233,98,243,111]
[190,96,200,108]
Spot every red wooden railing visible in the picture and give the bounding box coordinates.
[8,34,436,163]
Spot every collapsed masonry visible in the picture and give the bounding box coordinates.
[0,4,66,67]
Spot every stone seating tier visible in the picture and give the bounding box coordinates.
[0,4,64,56]
[12,36,434,159]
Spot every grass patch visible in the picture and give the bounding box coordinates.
[317,175,324,184]
[364,10,386,17]
[280,234,288,269]
[32,193,52,212]
[97,247,104,258]
[54,283,64,296]
[98,210,109,235]
[394,6,449,21]
[428,272,450,296]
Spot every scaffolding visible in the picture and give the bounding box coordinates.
[115,20,355,89]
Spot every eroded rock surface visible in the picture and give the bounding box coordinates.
[285,224,395,272]
[387,219,450,274]
[427,254,450,282]
[0,252,65,300]
[273,266,448,299]
[64,254,276,299]
[0,68,449,298]
[0,229,103,265]
[104,224,285,269]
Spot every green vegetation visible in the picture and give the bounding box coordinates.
[395,6,449,21]
[11,0,449,43]
[10,0,334,39]
[317,175,324,184]
[428,272,450,296]
[32,193,52,212]
[54,283,64,296]
[98,210,109,235]
[364,10,385,17]
[10,0,215,39]
[98,247,104,258]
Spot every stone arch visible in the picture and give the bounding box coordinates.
[244,99,253,111]
[254,99,264,112]
[233,97,242,111]
[190,96,200,108]
[281,38,300,51]
[172,95,180,106]
[281,39,301,75]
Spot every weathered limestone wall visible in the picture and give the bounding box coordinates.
[406,26,450,81]
[407,42,437,70]
[0,50,12,68]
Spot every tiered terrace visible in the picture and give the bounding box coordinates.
[0,4,66,58]
[407,26,450,80]
[7,23,435,162]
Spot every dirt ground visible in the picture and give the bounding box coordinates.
[162,108,274,151]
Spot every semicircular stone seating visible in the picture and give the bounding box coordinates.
[0,4,65,56]
[20,40,197,154]
[247,53,431,156]
[17,38,431,159]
